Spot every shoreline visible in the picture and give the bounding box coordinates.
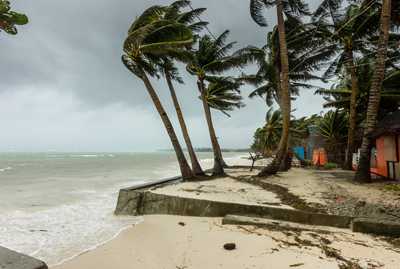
[0,153,249,266]
[52,215,400,269]
[48,221,141,268]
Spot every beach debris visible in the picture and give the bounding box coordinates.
[223,243,236,250]
[290,263,305,267]
[178,222,186,226]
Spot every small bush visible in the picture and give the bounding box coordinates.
[304,160,313,167]
[384,184,400,192]
[324,162,338,170]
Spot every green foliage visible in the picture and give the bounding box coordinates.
[324,162,339,170]
[122,3,195,78]
[316,59,400,120]
[249,0,310,27]
[204,77,245,116]
[186,30,246,114]
[187,30,243,78]
[237,15,333,107]
[251,108,320,155]
[317,110,348,145]
[383,184,400,192]
[316,110,348,163]
[251,108,283,154]
[0,0,28,35]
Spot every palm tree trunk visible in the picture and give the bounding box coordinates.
[259,0,291,176]
[198,79,225,176]
[165,71,205,176]
[355,0,391,182]
[140,69,193,179]
[344,49,359,170]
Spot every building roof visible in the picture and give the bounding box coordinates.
[371,110,400,138]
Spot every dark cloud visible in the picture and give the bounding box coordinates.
[0,0,326,151]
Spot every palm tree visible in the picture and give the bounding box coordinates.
[187,31,243,175]
[355,0,394,182]
[237,17,333,172]
[317,110,349,163]
[205,76,245,115]
[237,18,332,105]
[252,108,283,155]
[155,1,209,176]
[122,5,194,179]
[251,109,320,157]
[316,59,400,119]
[159,59,205,176]
[314,1,381,170]
[0,0,28,35]
[249,0,311,176]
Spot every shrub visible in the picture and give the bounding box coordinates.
[324,162,338,170]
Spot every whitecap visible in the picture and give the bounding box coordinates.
[0,166,13,172]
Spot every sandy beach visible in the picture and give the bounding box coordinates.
[53,214,400,269]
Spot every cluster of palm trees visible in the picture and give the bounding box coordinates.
[123,0,399,181]
[0,0,28,35]
[244,0,399,181]
[122,1,245,179]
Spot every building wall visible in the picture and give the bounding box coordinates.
[374,135,400,179]
[374,136,388,177]
[397,136,400,179]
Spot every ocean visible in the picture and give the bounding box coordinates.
[0,152,245,266]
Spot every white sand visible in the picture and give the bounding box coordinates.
[53,215,400,269]
[151,174,292,209]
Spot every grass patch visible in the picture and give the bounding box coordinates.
[383,184,400,192]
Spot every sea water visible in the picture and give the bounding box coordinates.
[0,152,245,266]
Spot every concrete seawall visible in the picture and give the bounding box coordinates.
[115,175,400,237]
[115,188,352,228]
[0,246,48,269]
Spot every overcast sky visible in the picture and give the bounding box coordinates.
[0,0,326,152]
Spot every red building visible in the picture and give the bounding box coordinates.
[369,111,400,180]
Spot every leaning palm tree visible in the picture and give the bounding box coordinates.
[256,108,283,155]
[0,0,28,35]
[355,0,396,182]
[249,0,311,176]
[122,5,194,179]
[316,58,400,119]
[155,1,209,176]
[205,76,245,116]
[237,17,333,172]
[314,1,380,170]
[317,110,349,163]
[237,17,332,106]
[187,31,243,175]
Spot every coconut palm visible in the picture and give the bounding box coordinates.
[155,1,209,176]
[204,76,245,116]
[186,31,243,175]
[314,1,381,170]
[252,108,283,155]
[251,109,320,157]
[317,110,349,163]
[237,17,333,172]
[355,0,398,182]
[237,18,332,106]
[316,59,400,119]
[249,0,311,176]
[0,0,28,35]
[122,5,195,179]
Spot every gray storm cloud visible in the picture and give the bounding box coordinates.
[0,0,325,152]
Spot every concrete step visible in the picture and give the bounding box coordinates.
[0,246,47,269]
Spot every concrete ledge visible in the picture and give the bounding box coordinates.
[114,176,181,215]
[115,189,352,228]
[351,218,400,236]
[0,246,47,269]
